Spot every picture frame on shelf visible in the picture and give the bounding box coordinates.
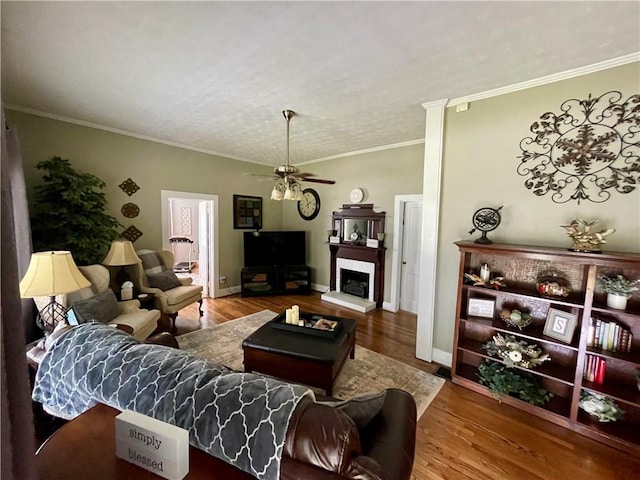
[543,308,578,344]
[233,194,262,230]
[467,298,495,319]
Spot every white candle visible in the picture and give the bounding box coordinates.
[480,264,491,283]
[292,305,299,323]
[285,308,293,324]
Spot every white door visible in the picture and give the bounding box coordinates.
[198,201,210,297]
[400,201,422,313]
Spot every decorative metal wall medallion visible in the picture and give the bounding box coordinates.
[121,202,140,218]
[121,225,143,242]
[517,91,640,204]
[118,178,140,196]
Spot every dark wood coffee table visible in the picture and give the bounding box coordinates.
[242,312,356,396]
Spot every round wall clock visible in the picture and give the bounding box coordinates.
[298,188,321,221]
[349,187,365,204]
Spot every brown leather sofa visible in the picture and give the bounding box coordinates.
[137,334,417,479]
[281,388,417,480]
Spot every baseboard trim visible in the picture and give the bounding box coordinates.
[432,348,452,368]
[312,283,329,293]
[214,285,241,297]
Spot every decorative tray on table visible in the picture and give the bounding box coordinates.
[271,311,344,338]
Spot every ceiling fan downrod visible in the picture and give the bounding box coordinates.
[283,110,295,169]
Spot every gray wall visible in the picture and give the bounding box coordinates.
[281,143,425,299]
[6,110,283,287]
[6,110,425,297]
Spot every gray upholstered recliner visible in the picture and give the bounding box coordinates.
[128,249,203,330]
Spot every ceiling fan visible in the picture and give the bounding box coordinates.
[248,110,335,200]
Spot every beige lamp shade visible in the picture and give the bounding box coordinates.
[102,240,141,266]
[19,251,91,297]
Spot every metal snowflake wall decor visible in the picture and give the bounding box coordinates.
[517,91,639,204]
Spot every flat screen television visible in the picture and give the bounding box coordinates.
[243,231,306,268]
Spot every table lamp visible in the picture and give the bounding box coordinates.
[19,251,91,335]
[102,240,141,296]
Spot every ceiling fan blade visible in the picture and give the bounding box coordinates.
[301,177,336,184]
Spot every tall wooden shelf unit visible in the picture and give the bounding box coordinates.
[452,241,640,453]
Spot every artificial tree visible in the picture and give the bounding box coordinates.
[30,156,121,265]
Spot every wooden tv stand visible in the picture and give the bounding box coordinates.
[240,265,311,297]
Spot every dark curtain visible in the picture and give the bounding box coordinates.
[1,113,37,479]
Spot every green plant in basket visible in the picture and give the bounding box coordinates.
[596,274,639,297]
[477,360,553,406]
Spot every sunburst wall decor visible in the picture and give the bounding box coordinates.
[517,91,639,204]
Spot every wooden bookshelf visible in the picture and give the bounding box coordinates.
[452,241,640,454]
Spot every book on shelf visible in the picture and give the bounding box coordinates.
[583,354,606,384]
[587,317,632,353]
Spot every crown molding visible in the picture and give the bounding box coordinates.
[2,103,264,165]
[6,53,637,165]
[421,99,448,110]
[446,52,640,107]
[298,138,425,166]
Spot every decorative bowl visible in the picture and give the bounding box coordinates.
[499,309,533,330]
[536,272,571,298]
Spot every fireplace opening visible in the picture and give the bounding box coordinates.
[340,269,370,299]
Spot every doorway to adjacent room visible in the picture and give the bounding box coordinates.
[160,190,219,298]
[389,194,422,314]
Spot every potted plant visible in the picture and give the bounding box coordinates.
[30,156,121,265]
[597,274,639,310]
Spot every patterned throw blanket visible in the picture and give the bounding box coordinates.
[33,323,312,480]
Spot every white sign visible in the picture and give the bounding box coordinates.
[467,298,495,319]
[366,238,379,248]
[329,236,341,244]
[115,410,189,480]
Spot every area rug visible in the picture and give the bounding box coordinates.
[177,310,445,419]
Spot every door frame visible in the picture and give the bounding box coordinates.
[197,201,212,296]
[387,194,423,313]
[161,190,219,298]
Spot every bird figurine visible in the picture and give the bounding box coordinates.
[561,219,615,252]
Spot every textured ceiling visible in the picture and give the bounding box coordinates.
[2,1,639,166]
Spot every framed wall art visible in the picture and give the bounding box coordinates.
[233,195,262,230]
[543,308,578,344]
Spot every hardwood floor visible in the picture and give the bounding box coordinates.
[174,292,640,479]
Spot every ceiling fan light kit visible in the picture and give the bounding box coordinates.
[264,109,336,202]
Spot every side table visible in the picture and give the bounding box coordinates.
[36,404,255,479]
[117,291,155,309]
[26,338,46,371]
[136,292,155,309]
